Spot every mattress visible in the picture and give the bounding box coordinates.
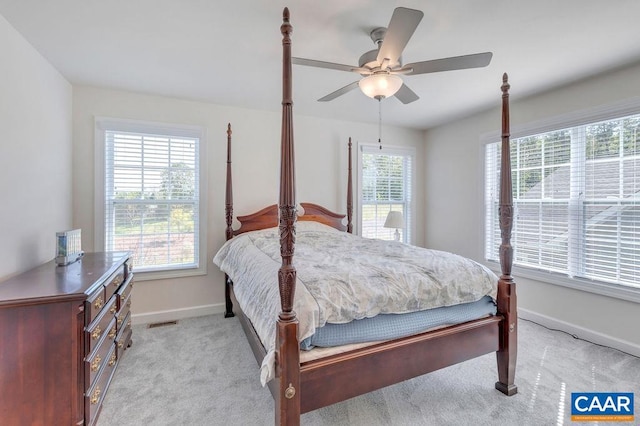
[300,295,496,350]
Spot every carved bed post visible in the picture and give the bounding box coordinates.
[275,7,301,426]
[495,73,518,396]
[347,137,353,233]
[224,123,235,318]
[225,123,234,242]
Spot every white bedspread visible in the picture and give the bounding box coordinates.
[213,221,498,384]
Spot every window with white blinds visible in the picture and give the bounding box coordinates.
[358,144,414,243]
[485,112,640,292]
[96,119,205,276]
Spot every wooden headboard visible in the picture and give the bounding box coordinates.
[224,125,353,239]
[229,202,347,237]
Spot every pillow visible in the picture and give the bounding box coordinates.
[295,219,342,233]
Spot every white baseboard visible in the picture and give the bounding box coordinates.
[519,308,640,358]
[131,303,226,326]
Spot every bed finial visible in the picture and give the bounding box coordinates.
[281,8,292,39]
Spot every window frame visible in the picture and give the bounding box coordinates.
[356,142,415,244]
[482,97,640,303]
[94,117,207,281]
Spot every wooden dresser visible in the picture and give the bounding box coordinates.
[0,251,134,426]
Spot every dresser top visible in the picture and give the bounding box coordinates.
[0,252,130,307]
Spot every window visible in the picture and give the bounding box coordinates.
[358,144,414,243]
[485,110,640,295]
[95,118,206,278]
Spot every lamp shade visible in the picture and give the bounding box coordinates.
[359,73,403,99]
[383,211,405,229]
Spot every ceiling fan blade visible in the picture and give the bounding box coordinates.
[318,81,360,102]
[394,84,419,104]
[293,57,358,73]
[404,52,493,75]
[376,7,424,67]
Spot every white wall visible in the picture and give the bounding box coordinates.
[0,15,72,280]
[424,62,640,354]
[72,86,424,322]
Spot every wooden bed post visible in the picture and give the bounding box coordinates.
[275,7,301,426]
[495,73,518,396]
[347,137,353,234]
[224,123,235,318]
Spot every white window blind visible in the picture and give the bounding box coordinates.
[359,145,414,243]
[485,113,640,290]
[102,125,201,273]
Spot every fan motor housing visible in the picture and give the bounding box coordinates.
[360,27,402,71]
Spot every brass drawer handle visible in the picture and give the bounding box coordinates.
[108,326,117,340]
[91,355,101,372]
[127,320,131,328]
[91,326,101,340]
[112,275,123,288]
[118,341,124,349]
[117,317,123,326]
[109,304,117,314]
[127,300,132,308]
[90,386,101,405]
[94,297,104,310]
[108,352,117,367]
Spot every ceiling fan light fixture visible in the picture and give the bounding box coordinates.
[359,73,403,99]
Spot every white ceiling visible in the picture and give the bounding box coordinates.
[2,0,640,130]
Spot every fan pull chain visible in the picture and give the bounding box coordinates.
[378,98,383,150]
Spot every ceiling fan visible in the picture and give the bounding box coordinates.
[292,7,493,104]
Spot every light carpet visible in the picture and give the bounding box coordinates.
[97,314,639,425]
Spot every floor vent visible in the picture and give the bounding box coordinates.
[147,320,178,328]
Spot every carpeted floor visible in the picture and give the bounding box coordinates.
[97,314,639,426]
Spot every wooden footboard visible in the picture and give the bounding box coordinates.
[229,277,504,414]
[299,316,501,413]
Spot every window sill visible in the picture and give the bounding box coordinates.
[131,265,207,282]
[486,261,640,304]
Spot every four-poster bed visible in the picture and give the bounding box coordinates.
[215,8,517,425]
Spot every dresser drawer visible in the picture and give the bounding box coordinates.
[85,332,115,390]
[85,344,117,426]
[117,293,132,332]
[117,328,133,361]
[116,274,133,311]
[104,264,126,303]
[86,299,117,355]
[115,312,133,360]
[85,286,106,325]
